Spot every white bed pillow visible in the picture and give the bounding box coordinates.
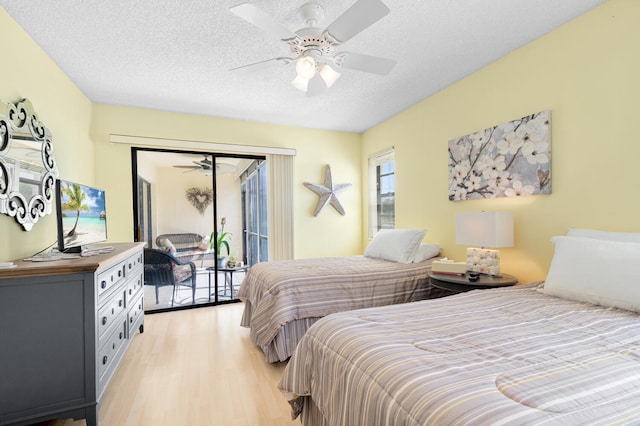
[364,229,426,263]
[543,236,640,313]
[411,243,441,263]
[567,228,640,243]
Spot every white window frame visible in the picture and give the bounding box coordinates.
[368,147,395,238]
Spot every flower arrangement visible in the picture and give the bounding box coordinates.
[210,217,231,258]
[448,111,551,201]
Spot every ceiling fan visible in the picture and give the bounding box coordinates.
[229,0,397,95]
[173,155,236,175]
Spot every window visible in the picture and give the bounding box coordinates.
[241,160,268,265]
[368,148,395,238]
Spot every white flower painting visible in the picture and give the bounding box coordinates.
[448,110,551,201]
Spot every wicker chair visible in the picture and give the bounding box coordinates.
[143,248,197,306]
[155,233,214,266]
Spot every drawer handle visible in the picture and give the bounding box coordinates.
[120,332,123,339]
[101,280,107,289]
[119,299,123,307]
[118,270,123,277]
[111,308,115,315]
[112,343,115,350]
[102,316,108,326]
[129,317,133,324]
[129,263,132,269]
[102,355,108,365]
[129,288,132,295]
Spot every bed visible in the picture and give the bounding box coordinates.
[238,229,447,362]
[278,229,640,425]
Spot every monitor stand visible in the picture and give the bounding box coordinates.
[61,244,114,255]
[60,246,82,254]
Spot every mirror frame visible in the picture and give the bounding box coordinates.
[0,98,58,231]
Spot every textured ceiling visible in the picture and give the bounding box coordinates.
[1,0,607,133]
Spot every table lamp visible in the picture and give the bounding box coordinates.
[455,211,514,276]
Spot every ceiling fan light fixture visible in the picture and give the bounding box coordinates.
[292,74,310,92]
[319,64,341,88]
[296,55,316,80]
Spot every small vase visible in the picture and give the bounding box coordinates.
[217,256,227,269]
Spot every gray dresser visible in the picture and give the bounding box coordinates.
[0,243,145,426]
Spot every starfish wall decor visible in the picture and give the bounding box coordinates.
[304,164,352,216]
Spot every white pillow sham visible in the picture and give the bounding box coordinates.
[364,229,426,263]
[543,235,640,313]
[567,228,640,243]
[411,243,441,263]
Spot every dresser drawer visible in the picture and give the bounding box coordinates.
[125,251,144,276]
[97,290,126,344]
[127,292,144,337]
[97,318,127,390]
[125,271,144,303]
[97,261,127,302]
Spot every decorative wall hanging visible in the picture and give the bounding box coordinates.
[448,110,551,201]
[185,187,213,215]
[0,98,58,231]
[304,164,352,216]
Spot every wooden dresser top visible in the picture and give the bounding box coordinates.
[0,242,145,279]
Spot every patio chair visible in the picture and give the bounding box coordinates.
[143,248,196,306]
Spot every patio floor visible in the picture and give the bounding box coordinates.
[144,267,246,311]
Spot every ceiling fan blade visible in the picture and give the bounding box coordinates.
[339,52,396,75]
[173,165,200,169]
[229,57,292,72]
[216,163,237,174]
[230,3,298,40]
[325,0,390,43]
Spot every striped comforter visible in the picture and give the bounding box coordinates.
[278,284,640,425]
[237,256,444,363]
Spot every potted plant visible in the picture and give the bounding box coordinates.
[210,217,231,269]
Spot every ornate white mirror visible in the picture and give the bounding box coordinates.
[0,98,58,231]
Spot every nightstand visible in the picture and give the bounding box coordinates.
[428,271,518,293]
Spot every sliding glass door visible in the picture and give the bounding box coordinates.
[132,148,266,313]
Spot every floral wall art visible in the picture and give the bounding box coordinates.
[448,110,551,201]
[185,187,213,215]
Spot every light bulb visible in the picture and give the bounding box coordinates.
[296,56,316,80]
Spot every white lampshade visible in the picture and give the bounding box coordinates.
[319,64,341,88]
[291,75,309,92]
[456,211,514,248]
[295,56,316,80]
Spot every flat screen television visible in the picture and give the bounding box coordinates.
[56,179,108,253]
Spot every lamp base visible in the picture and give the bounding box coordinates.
[466,248,500,276]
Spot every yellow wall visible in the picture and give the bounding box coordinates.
[0,7,94,261]
[362,0,640,283]
[89,105,362,259]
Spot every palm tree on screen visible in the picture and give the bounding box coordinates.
[62,183,90,236]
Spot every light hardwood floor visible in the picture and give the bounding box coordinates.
[44,302,299,426]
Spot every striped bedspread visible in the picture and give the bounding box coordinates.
[237,256,444,362]
[278,284,640,425]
